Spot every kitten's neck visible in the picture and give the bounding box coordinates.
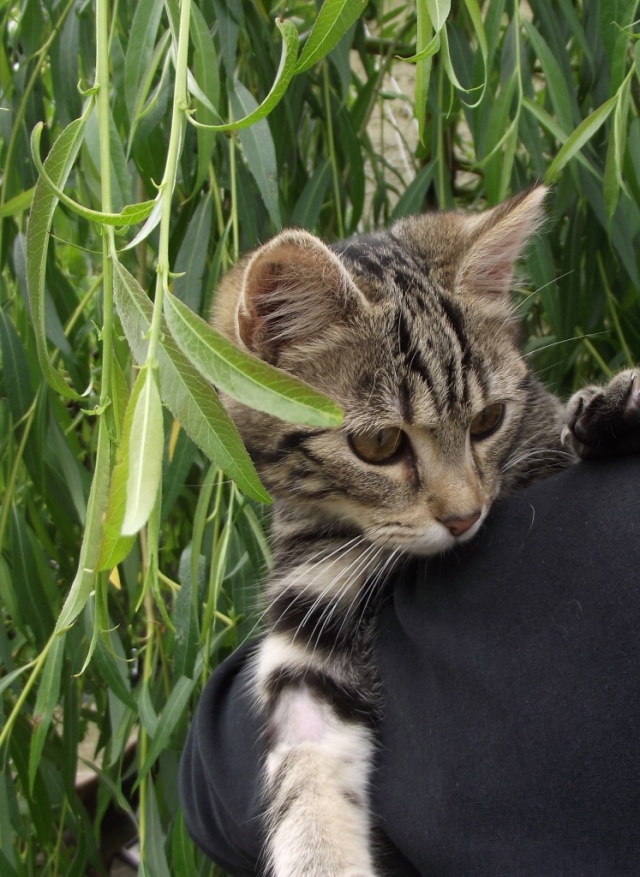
[267,503,393,630]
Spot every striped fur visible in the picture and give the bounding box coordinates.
[211,187,640,877]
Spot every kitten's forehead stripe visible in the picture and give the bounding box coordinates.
[333,230,487,417]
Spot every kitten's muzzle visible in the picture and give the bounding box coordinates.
[438,511,482,537]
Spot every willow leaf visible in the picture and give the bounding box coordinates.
[295,0,367,73]
[124,0,165,121]
[135,676,195,785]
[96,379,138,569]
[545,96,617,183]
[31,123,156,226]
[26,114,88,400]
[188,17,297,133]
[426,0,451,32]
[112,260,271,504]
[121,364,164,536]
[29,634,65,792]
[0,188,34,218]
[163,292,343,428]
[55,421,111,632]
[231,81,281,228]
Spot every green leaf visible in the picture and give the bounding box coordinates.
[31,122,157,226]
[55,420,111,632]
[290,159,332,230]
[136,676,195,785]
[10,508,55,647]
[170,813,197,877]
[426,0,451,32]
[112,259,271,503]
[172,194,212,312]
[121,364,164,536]
[604,69,632,220]
[0,663,33,699]
[295,0,367,73]
[545,96,617,183]
[414,0,435,144]
[0,187,34,218]
[124,0,165,121]
[391,160,436,219]
[463,0,488,102]
[521,97,596,178]
[212,0,241,74]
[172,553,199,680]
[522,20,576,132]
[190,1,220,193]
[29,633,65,792]
[163,292,343,428]
[231,80,282,229]
[140,779,172,877]
[189,17,298,133]
[25,114,88,400]
[96,387,138,570]
[0,307,34,422]
[92,629,137,710]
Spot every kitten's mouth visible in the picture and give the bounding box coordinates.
[405,508,487,556]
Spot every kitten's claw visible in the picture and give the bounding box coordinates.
[566,368,640,458]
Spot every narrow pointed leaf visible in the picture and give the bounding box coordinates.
[190,1,220,193]
[96,386,139,570]
[426,0,451,32]
[545,96,617,183]
[112,259,271,503]
[231,81,281,228]
[31,122,156,226]
[136,676,195,785]
[121,364,164,536]
[164,292,343,428]
[124,0,165,120]
[189,17,298,133]
[0,187,34,218]
[295,0,367,73]
[26,115,88,400]
[55,421,111,632]
[29,633,65,792]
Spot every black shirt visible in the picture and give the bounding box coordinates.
[180,456,640,876]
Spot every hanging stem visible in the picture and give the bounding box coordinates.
[323,62,345,239]
[146,0,192,364]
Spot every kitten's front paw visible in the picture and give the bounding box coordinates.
[565,369,640,458]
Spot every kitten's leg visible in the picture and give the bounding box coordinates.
[257,633,378,877]
[565,368,640,458]
[256,547,382,877]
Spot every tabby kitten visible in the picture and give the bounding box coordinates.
[212,186,640,877]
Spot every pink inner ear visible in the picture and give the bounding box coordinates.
[237,259,282,351]
[459,188,547,297]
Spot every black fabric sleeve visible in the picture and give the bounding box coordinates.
[179,644,265,877]
[180,456,640,877]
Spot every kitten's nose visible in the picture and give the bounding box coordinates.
[439,511,482,537]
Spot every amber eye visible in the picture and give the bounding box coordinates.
[469,402,505,439]
[349,427,405,464]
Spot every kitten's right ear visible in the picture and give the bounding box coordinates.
[236,229,366,364]
[457,185,548,298]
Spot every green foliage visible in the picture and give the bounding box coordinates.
[1,0,639,873]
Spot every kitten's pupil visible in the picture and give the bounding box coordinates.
[350,427,404,464]
[469,402,505,439]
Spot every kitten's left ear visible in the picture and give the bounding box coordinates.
[236,229,368,364]
[457,186,547,297]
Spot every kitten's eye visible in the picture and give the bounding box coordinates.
[469,403,505,439]
[349,427,405,464]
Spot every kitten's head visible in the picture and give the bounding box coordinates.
[213,187,548,555]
